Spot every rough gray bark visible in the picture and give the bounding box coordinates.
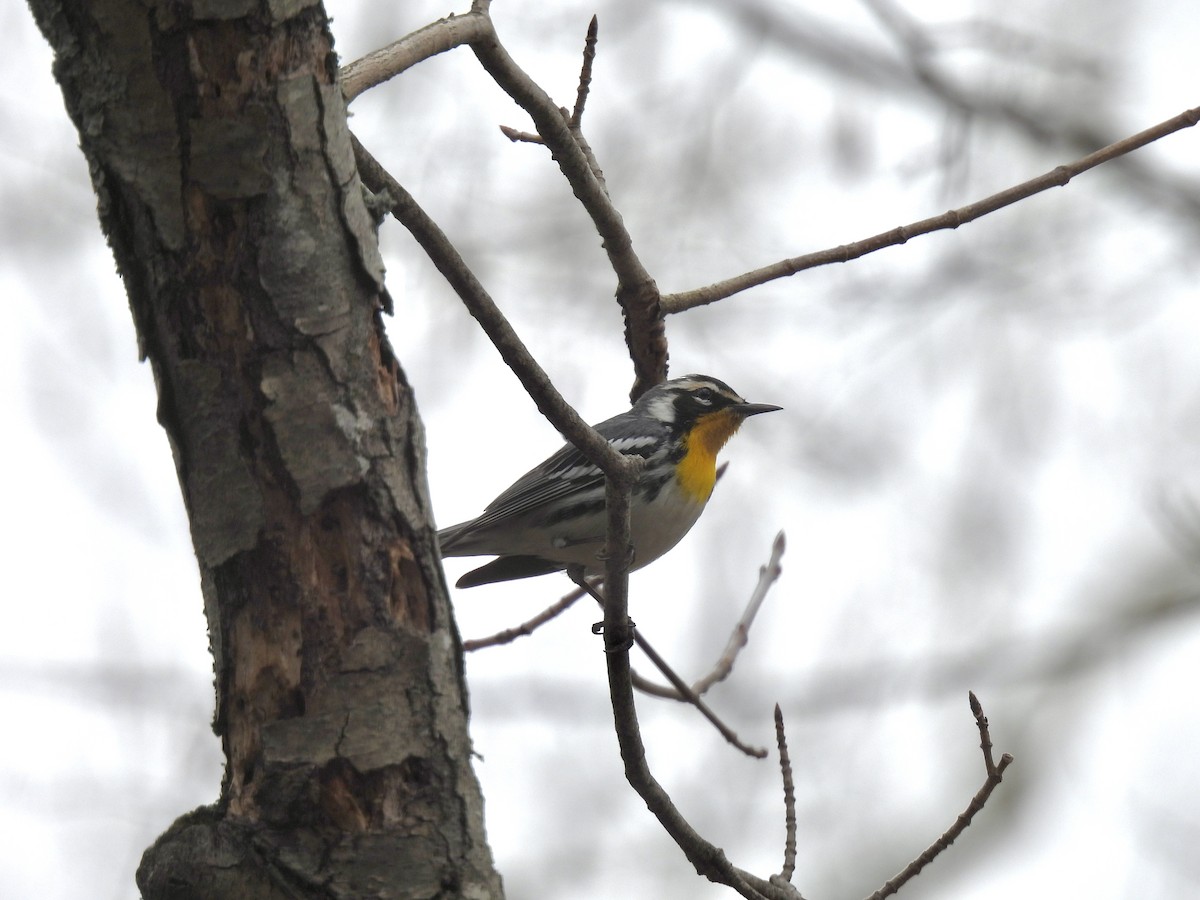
[27,0,504,897]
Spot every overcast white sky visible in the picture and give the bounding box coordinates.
[4,2,1200,898]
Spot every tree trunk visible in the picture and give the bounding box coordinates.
[28,1,503,896]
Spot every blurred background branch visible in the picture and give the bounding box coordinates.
[7,1,1200,898]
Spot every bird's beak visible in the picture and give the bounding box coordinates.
[735,402,782,417]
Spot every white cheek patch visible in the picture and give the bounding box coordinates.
[644,394,677,424]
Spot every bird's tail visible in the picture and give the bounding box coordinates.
[436,520,476,557]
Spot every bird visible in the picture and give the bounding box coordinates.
[437,374,780,588]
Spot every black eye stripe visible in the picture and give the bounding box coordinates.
[657,379,742,424]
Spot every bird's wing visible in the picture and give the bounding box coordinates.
[450,413,667,534]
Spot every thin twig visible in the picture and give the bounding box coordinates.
[499,124,544,144]
[634,532,785,700]
[632,631,767,758]
[500,18,608,189]
[968,690,999,777]
[775,705,798,883]
[602,617,792,900]
[571,16,599,128]
[351,135,620,476]
[570,572,765,756]
[465,530,783,707]
[698,531,785,692]
[470,16,667,398]
[568,126,610,197]
[865,693,1014,900]
[597,478,637,659]
[462,586,585,651]
[340,12,491,104]
[344,6,663,396]
[351,134,641,632]
[721,4,1200,224]
[345,14,647,680]
[663,104,1200,313]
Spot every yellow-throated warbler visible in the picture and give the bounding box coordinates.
[438,374,780,588]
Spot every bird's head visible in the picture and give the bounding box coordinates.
[633,374,781,433]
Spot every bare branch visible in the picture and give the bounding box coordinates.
[569,574,764,755]
[352,132,641,625]
[340,12,490,104]
[576,561,803,899]
[567,125,611,198]
[633,532,786,700]
[462,586,585,651]
[774,705,798,884]
[499,124,544,145]
[563,568,802,898]
[328,11,1053,900]
[499,19,603,180]
[632,629,767,758]
[352,135,618,472]
[342,8,663,394]
[570,16,600,128]
[713,1,1200,224]
[968,690,995,775]
[663,104,1200,313]
[470,16,667,398]
[595,480,637,656]
[865,693,1014,900]
[564,18,609,195]
[604,634,800,900]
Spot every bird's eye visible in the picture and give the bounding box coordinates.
[694,387,714,404]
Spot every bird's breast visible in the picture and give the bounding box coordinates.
[674,409,743,503]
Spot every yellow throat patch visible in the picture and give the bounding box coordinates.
[675,409,745,503]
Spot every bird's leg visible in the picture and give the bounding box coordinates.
[567,566,635,653]
[594,541,637,570]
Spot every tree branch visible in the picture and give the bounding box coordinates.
[351,135,616,473]
[355,121,787,891]
[710,1,1200,223]
[344,9,654,618]
[774,705,798,885]
[462,586,586,651]
[633,532,785,700]
[351,134,640,618]
[605,638,771,898]
[570,16,599,129]
[499,124,544,144]
[631,629,767,758]
[562,17,610,196]
[570,574,766,756]
[865,693,1014,900]
[342,6,666,396]
[340,11,491,104]
[663,104,1200,313]
[469,14,667,398]
[341,13,1035,899]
